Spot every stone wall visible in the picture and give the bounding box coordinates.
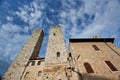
[69,41,120,80]
[2,29,44,80]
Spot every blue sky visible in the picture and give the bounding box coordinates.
[0,0,120,77]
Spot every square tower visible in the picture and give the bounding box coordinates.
[45,26,67,64]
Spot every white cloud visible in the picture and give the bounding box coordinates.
[79,0,120,38]
[6,16,13,22]
[59,0,120,39]
[0,23,30,60]
[1,23,22,33]
[16,0,44,27]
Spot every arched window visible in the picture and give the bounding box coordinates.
[37,61,41,65]
[84,62,94,73]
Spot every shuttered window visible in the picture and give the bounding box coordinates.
[105,61,118,71]
[92,45,100,51]
[84,62,94,73]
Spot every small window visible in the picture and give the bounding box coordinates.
[57,52,60,57]
[105,61,118,71]
[37,61,41,65]
[69,53,71,57]
[84,62,94,73]
[38,71,42,76]
[92,45,100,51]
[53,33,56,36]
[30,61,35,66]
[28,61,35,66]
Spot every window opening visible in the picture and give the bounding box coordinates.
[53,33,56,36]
[105,61,118,71]
[37,61,41,65]
[31,61,35,66]
[57,52,60,57]
[84,62,94,73]
[69,53,71,57]
[92,45,100,51]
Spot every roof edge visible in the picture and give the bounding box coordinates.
[69,38,114,43]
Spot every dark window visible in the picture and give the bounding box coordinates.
[57,52,60,57]
[31,61,35,66]
[84,62,94,73]
[69,53,71,57]
[105,61,118,71]
[92,45,100,51]
[53,33,56,36]
[37,61,41,65]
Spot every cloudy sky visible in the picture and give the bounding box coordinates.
[0,0,120,77]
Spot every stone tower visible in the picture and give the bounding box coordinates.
[42,26,68,80]
[2,29,44,80]
[2,26,120,80]
[45,26,67,63]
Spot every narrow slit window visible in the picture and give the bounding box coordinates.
[84,62,94,73]
[105,61,118,71]
[53,33,56,36]
[57,52,60,57]
[69,53,71,57]
[37,61,41,65]
[92,45,100,51]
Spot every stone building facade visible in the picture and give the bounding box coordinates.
[2,26,120,80]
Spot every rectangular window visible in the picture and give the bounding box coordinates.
[92,45,100,51]
[57,52,60,57]
[105,61,118,71]
[31,61,35,66]
[37,61,41,65]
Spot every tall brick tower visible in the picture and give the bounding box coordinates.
[2,29,44,80]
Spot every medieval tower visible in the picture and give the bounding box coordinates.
[2,26,120,80]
